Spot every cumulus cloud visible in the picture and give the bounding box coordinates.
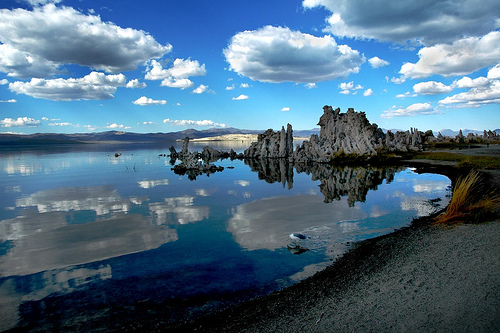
[232,94,249,100]
[0,99,17,103]
[133,96,167,106]
[24,0,62,6]
[396,92,417,99]
[192,84,211,94]
[1,117,41,127]
[487,64,500,79]
[303,0,500,45]
[381,103,440,118]
[452,76,490,89]
[413,81,452,95]
[163,118,227,128]
[0,79,9,85]
[363,88,374,96]
[439,81,500,107]
[338,81,363,94]
[368,57,389,68]
[224,25,364,83]
[107,123,131,129]
[400,31,500,79]
[0,4,171,77]
[126,79,147,89]
[145,58,205,89]
[161,77,194,89]
[281,107,290,112]
[305,83,317,89]
[9,72,127,101]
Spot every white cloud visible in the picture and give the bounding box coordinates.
[413,81,452,95]
[452,76,490,89]
[338,81,363,94]
[240,83,250,88]
[305,83,317,89]
[281,107,290,112]
[161,77,194,89]
[107,123,131,129]
[142,121,156,125]
[439,80,500,107]
[9,72,127,101]
[363,88,374,96]
[226,85,235,90]
[1,117,40,127]
[145,58,206,89]
[224,25,364,83]
[163,118,227,128]
[396,92,417,99]
[0,4,171,77]
[133,96,167,106]
[368,57,389,68]
[192,84,210,94]
[0,99,17,103]
[303,0,500,45]
[400,31,500,79]
[487,64,500,79]
[0,79,9,85]
[24,0,62,6]
[48,122,73,126]
[232,94,249,100]
[381,103,440,118]
[126,79,146,89]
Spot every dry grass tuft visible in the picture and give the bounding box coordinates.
[434,170,500,225]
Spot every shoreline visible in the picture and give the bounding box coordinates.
[159,150,500,332]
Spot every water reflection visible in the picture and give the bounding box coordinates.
[228,195,366,251]
[0,147,451,331]
[0,214,177,276]
[245,158,402,206]
[149,196,210,225]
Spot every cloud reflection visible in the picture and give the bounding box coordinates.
[149,196,209,225]
[227,195,366,251]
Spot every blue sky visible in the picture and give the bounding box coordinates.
[0,0,499,134]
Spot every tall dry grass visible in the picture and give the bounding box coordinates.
[434,170,500,225]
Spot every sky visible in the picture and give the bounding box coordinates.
[0,0,499,134]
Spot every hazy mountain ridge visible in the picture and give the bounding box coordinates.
[1,127,496,146]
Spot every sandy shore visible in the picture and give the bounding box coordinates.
[164,148,500,333]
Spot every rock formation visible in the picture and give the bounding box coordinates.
[293,106,425,162]
[168,140,244,180]
[244,124,293,159]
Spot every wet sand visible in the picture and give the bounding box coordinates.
[163,147,500,333]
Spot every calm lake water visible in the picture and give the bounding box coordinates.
[0,142,451,330]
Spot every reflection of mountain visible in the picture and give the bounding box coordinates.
[0,214,177,277]
[227,195,366,251]
[246,159,403,206]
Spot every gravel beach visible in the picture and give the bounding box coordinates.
[166,149,500,333]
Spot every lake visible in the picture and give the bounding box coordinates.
[0,143,451,331]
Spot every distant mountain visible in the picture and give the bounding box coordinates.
[436,129,495,137]
[0,128,263,146]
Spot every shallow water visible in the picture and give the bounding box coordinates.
[0,143,450,330]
